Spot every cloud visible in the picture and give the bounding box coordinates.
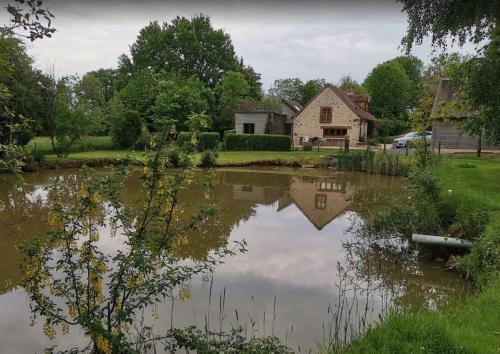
[1,0,478,88]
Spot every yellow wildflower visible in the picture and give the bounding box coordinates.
[179,287,192,303]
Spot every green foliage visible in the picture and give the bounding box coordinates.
[20,130,247,352]
[110,109,144,149]
[177,131,198,153]
[186,111,212,133]
[377,118,409,136]
[153,75,209,132]
[400,0,496,52]
[125,15,242,90]
[223,129,235,136]
[51,76,103,157]
[364,60,413,119]
[0,34,45,146]
[302,142,313,151]
[336,74,367,94]
[200,150,218,167]
[165,144,180,167]
[460,218,500,281]
[216,71,250,131]
[0,143,25,172]
[3,0,56,41]
[224,134,291,151]
[336,149,412,176]
[268,77,326,105]
[198,132,220,151]
[164,326,292,353]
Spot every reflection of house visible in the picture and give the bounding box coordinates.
[286,176,352,230]
[293,84,377,147]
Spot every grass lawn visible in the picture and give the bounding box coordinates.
[336,277,500,354]
[26,136,114,154]
[336,154,500,354]
[42,149,333,166]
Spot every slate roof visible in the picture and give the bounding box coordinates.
[282,99,303,113]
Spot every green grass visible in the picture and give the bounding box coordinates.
[336,155,500,354]
[36,144,333,167]
[336,277,500,353]
[433,155,500,213]
[26,136,114,154]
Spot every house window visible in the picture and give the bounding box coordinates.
[315,194,327,209]
[323,128,347,137]
[320,107,332,123]
[243,123,255,134]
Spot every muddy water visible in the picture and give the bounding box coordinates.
[0,167,470,352]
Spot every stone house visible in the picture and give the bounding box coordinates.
[292,84,377,147]
[234,99,302,136]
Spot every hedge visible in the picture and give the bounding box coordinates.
[198,132,220,151]
[224,134,291,151]
[177,131,195,147]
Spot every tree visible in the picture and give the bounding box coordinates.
[391,56,423,107]
[299,78,326,104]
[400,0,500,144]
[399,0,499,52]
[239,63,263,101]
[20,130,249,352]
[216,71,249,131]
[153,75,209,132]
[364,60,413,119]
[0,33,46,146]
[337,75,362,92]
[125,15,240,90]
[268,78,304,104]
[3,0,55,41]
[50,76,102,157]
[86,68,118,103]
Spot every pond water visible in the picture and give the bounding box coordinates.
[0,167,471,352]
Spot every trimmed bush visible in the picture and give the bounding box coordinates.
[111,110,144,149]
[224,129,235,136]
[224,134,291,151]
[198,132,220,151]
[302,142,313,151]
[200,150,217,167]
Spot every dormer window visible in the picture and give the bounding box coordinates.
[320,107,332,123]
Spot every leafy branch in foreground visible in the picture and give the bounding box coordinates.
[3,0,56,41]
[20,130,247,353]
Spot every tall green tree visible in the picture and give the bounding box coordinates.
[337,75,363,92]
[216,71,249,132]
[400,0,500,144]
[153,75,210,132]
[299,79,326,104]
[364,60,413,119]
[268,78,304,103]
[125,15,240,90]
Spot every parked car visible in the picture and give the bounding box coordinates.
[392,131,432,148]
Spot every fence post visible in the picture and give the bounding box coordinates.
[438,140,441,155]
[344,137,350,153]
[405,143,409,156]
[383,142,386,155]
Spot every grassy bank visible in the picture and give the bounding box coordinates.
[336,155,500,354]
[336,277,500,354]
[30,146,333,170]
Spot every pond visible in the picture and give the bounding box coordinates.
[0,167,471,352]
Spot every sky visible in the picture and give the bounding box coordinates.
[1,0,477,89]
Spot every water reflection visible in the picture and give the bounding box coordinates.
[0,167,470,352]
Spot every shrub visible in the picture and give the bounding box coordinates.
[303,142,313,151]
[177,131,197,152]
[111,110,144,149]
[200,150,217,167]
[378,118,409,136]
[224,134,291,151]
[223,129,235,136]
[198,132,220,151]
[166,145,180,167]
